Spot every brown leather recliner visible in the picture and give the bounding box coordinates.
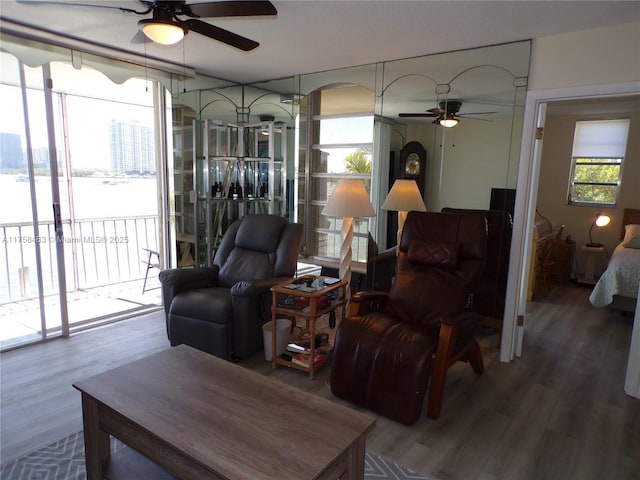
[330,211,487,424]
[441,208,513,333]
[159,215,303,360]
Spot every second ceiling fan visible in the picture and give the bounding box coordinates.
[399,100,496,127]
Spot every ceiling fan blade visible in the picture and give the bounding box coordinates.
[399,113,438,118]
[458,116,493,122]
[185,19,259,51]
[458,111,498,116]
[185,1,277,18]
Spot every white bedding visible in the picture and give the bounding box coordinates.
[589,244,640,307]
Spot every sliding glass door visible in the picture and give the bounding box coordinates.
[1,53,164,350]
[0,55,68,346]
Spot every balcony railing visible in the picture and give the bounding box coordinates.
[1,215,159,304]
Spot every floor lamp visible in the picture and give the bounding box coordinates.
[322,179,376,296]
[381,179,427,247]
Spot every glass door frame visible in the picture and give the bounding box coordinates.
[41,63,70,337]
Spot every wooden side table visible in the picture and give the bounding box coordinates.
[579,244,606,285]
[271,275,348,379]
[550,241,575,282]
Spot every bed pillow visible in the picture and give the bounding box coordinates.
[621,224,640,249]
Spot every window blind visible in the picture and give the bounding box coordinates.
[572,119,630,158]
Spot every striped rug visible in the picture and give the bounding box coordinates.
[1,431,435,480]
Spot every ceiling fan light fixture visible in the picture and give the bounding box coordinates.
[139,19,185,45]
[439,117,459,128]
[440,118,459,128]
[439,113,460,128]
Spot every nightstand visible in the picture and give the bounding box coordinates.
[578,245,606,285]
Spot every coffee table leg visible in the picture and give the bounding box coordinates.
[81,393,110,480]
[344,434,366,479]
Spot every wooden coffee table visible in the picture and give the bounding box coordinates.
[73,345,375,480]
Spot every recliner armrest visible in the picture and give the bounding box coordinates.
[349,291,389,316]
[158,267,219,313]
[230,277,292,297]
[439,310,483,326]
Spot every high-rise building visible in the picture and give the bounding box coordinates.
[0,132,25,169]
[109,120,155,174]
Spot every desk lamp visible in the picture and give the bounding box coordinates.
[321,179,376,295]
[587,213,610,247]
[381,179,427,247]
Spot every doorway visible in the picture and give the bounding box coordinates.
[502,81,640,397]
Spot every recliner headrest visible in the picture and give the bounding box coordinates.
[407,240,459,269]
[235,215,287,253]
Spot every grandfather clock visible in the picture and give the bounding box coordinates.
[386,141,428,247]
[399,141,427,197]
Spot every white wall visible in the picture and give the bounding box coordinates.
[529,22,640,91]
[406,117,519,213]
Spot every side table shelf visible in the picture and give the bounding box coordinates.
[270,275,348,379]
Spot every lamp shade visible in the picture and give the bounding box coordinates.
[139,20,185,45]
[381,179,426,212]
[594,214,611,228]
[587,213,611,247]
[439,114,459,128]
[322,179,376,218]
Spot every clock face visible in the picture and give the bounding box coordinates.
[404,153,421,175]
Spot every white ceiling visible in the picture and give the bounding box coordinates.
[1,0,640,84]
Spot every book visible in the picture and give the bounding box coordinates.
[291,352,327,368]
[286,343,309,354]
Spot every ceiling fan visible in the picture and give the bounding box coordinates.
[17,0,277,49]
[399,100,496,127]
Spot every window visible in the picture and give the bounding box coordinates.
[568,119,629,206]
[299,86,375,264]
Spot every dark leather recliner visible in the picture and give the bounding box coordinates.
[364,232,396,291]
[159,214,303,360]
[441,208,513,332]
[330,211,487,424]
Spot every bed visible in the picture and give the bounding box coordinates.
[589,208,640,312]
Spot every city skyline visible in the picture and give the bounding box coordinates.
[0,119,156,175]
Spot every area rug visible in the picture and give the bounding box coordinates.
[1,431,435,480]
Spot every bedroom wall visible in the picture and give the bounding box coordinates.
[536,106,640,278]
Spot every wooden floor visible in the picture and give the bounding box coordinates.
[1,282,638,479]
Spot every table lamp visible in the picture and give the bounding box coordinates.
[321,179,376,293]
[587,213,611,247]
[381,179,427,246]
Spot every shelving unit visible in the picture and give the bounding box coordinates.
[171,115,288,268]
[270,275,347,379]
[199,119,287,265]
